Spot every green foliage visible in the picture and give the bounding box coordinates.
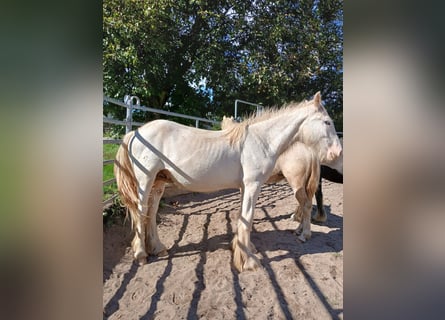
[103,197,127,227]
[103,0,343,129]
[103,122,125,139]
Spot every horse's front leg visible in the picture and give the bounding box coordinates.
[231,182,262,272]
[233,187,257,254]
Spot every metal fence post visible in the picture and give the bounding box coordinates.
[124,95,132,134]
[124,95,140,133]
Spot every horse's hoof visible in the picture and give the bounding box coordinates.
[157,249,168,257]
[137,257,147,265]
[297,233,311,242]
[312,212,327,223]
[249,242,257,254]
[243,256,261,271]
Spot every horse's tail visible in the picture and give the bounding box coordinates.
[114,131,139,228]
[305,151,321,201]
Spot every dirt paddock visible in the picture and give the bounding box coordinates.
[103,179,343,319]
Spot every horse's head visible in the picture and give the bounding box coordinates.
[298,92,343,165]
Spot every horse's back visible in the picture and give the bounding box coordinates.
[129,119,243,191]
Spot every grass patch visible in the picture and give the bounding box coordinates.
[103,143,120,201]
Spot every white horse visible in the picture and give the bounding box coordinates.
[114,92,342,272]
[223,117,343,227]
[221,116,321,242]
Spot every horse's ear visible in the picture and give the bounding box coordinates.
[223,115,227,120]
[313,91,322,108]
[230,116,234,120]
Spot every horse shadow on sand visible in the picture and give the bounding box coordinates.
[103,188,343,320]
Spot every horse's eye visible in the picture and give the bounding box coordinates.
[324,121,331,125]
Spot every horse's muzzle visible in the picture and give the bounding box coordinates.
[327,143,343,162]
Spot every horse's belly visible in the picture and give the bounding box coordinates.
[167,164,241,192]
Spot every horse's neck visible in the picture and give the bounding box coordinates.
[250,107,312,155]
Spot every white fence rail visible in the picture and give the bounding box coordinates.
[104,96,219,132]
[234,99,264,119]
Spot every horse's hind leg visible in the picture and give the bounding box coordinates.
[132,188,151,265]
[294,188,312,242]
[290,182,304,223]
[291,200,304,223]
[131,165,159,265]
[145,180,168,257]
[313,178,327,222]
[287,175,304,222]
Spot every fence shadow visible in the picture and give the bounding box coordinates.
[104,186,342,319]
[253,205,343,320]
[139,210,192,320]
[103,261,138,319]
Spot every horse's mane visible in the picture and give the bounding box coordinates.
[223,98,314,146]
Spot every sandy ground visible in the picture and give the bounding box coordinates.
[103,179,343,319]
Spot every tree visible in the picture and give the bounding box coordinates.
[103,0,343,130]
